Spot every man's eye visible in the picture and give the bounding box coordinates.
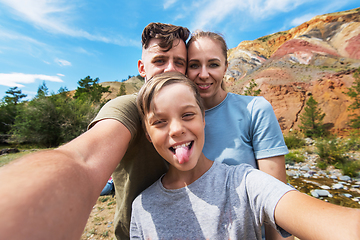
[175,61,185,67]
[154,59,164,64]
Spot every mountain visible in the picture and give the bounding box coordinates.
[225,7,360,134]
[100,75,144,99]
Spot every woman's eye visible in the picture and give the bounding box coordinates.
[188,64,199,69]
[209,63,220,68]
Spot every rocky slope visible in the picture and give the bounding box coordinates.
[226,7,360,134]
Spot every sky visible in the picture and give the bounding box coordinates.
[0,0,359,100]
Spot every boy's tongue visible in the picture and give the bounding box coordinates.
[175,146,190,164]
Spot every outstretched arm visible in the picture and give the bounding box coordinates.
[0,119,131,240]
[275,190,360,240]
[258,155,293,240]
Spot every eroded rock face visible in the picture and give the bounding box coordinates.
[226,8,360,134]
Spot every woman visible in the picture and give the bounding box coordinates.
[186,31,292,240]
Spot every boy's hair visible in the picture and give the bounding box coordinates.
[142,22,190,52]
[137,72,205,128]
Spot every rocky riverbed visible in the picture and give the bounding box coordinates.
[286,151,360,208]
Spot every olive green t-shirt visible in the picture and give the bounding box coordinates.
[88,94,168,240]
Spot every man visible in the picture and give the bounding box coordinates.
[0,22,189,240]
[88,22,189,239]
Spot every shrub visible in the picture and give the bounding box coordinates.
[337,161,360,178]
[343,131,360,151]
[284,132,306,149]
[316,138,348,166]
[285,151,305,164]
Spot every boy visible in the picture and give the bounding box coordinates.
[131,71,360,240]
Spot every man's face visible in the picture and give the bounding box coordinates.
[138,38,187,80]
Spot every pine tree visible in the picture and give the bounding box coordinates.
[299,96,327,138]
[74,76,111,103]
[346,68,360,129]
[244,79,261,96]
[118,82,127,96]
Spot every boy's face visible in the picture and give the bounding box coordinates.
[138,39,187,81]
[144,83,205,171]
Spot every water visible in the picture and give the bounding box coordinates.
[288,176,360,208]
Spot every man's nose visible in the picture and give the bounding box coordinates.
[164,61,176,72]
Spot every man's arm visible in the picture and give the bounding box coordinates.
[257,155,287,183]
[0,119,131,240]
[275,190,360,240]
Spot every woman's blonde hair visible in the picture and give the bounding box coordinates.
[187,30,228,66]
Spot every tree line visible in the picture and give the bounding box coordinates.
[0,76,119,147]
[1,69,359,148]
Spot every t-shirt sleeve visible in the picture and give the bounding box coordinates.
[130,198,143,239]
[249,97,289,159]
[88,94,140,140]
[240,166,294,237]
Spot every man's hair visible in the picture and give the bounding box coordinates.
[142,22,190,52]
[137,72,204,129]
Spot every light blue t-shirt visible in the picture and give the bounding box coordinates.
[203,93,288,168]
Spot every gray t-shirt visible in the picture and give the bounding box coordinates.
[130,162,293,240]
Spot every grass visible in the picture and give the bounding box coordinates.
[0,144,55,167]
[0,149,39,167]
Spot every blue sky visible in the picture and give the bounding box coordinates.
[0,0,359,100]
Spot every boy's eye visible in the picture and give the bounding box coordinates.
[183,112,195,119]
[151,119,167,127]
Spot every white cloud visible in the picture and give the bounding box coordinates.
[57,73,65,77]
[189,0,312,30]
[164,0,178,9]
[0,0,138,46]
[290,13,316,27]
[0,26,44,45]
[0,73,63,87]
[55,58,72,67]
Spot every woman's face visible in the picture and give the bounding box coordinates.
[187,37,227,103]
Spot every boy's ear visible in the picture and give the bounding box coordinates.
[138,59,146,78]
[145,132,152,142]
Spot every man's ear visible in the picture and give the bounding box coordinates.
[138,59,146,78]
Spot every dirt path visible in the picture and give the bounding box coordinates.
[81,195,116,240]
